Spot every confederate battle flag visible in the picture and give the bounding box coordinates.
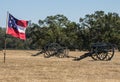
[6,13,28,40]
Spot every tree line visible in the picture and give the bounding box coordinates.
[0,11,120,51]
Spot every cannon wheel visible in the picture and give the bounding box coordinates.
[44,43,61,58]
[43,43,51,58]
[90,46,108,60]
[44,52,50,58]
[91,51,108,61]
[91,53,99,60]
[90,47,99,60]
[96,52,108,60]
[96,44,114,61]
[104,44,115,61]
[56,47,69,58]
[91,43,115,61]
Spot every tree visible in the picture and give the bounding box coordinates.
[29,14,72,49]
[79,11,120,50]
[0,27,5,50]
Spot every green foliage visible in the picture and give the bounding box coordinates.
[79,11,120,50]
[0,28,5,50]
[0,11,120,51]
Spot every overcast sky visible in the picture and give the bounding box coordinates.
[0,0,120,27]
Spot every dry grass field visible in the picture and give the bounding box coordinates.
[0,50,120,82]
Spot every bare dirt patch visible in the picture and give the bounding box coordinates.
[0,50,120,82]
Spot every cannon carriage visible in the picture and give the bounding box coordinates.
[90,42,115,61]
[32,42,69,58]
[74,42,115,61]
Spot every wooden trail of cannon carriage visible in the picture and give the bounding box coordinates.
[32,42,115,61]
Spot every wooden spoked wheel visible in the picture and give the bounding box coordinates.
[91,53,99,60]
[44,43,61,58]
[104,44,115,61]
[56,47,69,58]
[90,43,115,61]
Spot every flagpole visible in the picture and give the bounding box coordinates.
[4,36,6,63]
[4,11,9,63]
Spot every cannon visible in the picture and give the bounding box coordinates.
[74,42,115,61]
[32,42,69,58]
